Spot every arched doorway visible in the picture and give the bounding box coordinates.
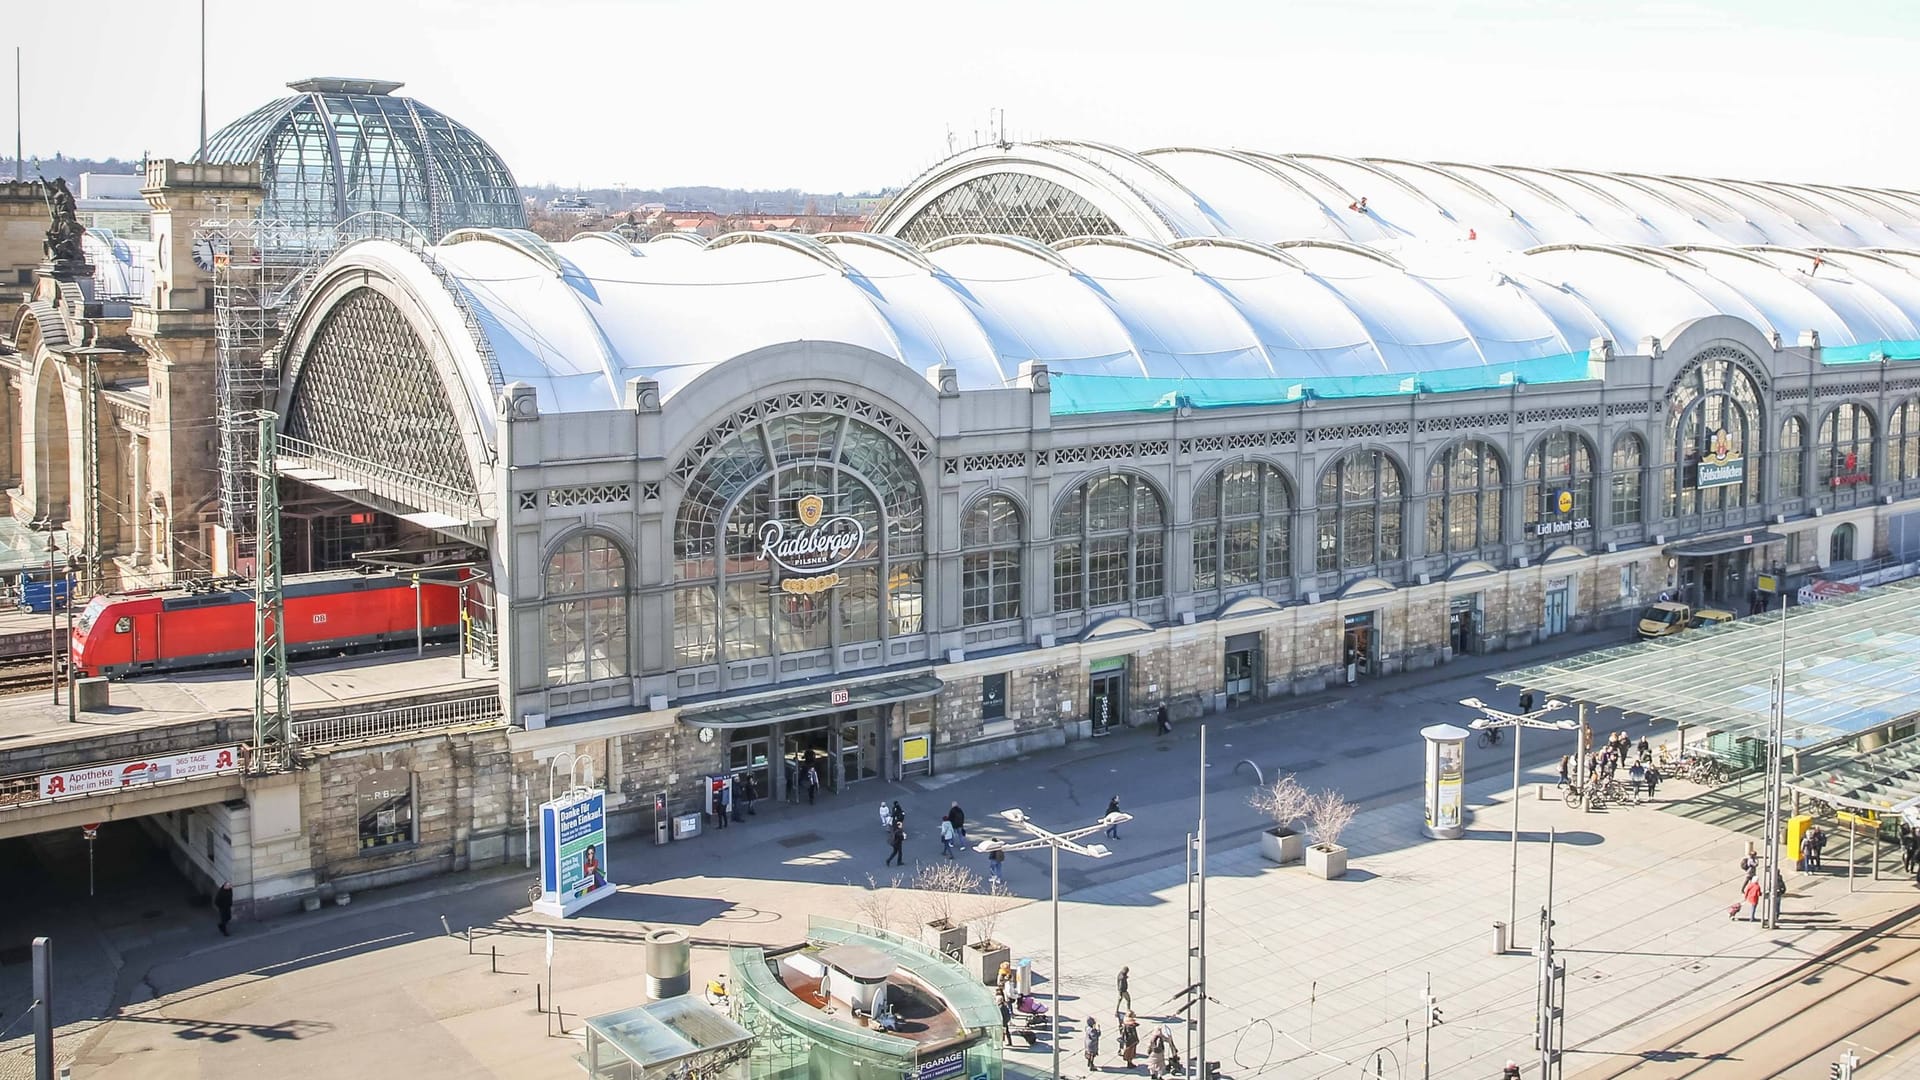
[33,363,70,524]
[1830,523,1856,565]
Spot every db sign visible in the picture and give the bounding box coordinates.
[39,746,242,799]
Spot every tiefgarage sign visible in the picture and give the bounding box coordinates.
[760,494,868,594]
[39,746,242,799]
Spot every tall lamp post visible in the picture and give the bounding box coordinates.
[1460,696,1575,951]
[975,806,1132,1080]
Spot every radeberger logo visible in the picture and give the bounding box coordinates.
[760,493,867,594]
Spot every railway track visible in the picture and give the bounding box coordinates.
[0,654,60,696]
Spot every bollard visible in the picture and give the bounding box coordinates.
[491,945,498,974]
[536,983,543,1014]
[439,915,452,939]
[1492,920,1508,954]
[467,927,474,955]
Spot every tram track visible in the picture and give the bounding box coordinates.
[0,653,61,696]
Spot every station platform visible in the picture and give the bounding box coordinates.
[0,646,497,753]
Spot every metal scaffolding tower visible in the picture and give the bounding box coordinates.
[204,213,289,541]
[251,410,291,769]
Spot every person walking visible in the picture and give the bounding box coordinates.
[1558,755,1571,787]
[1104,796,1122,839]
[948,802,967,842]
[1902,823,1916,874]
[1116,966,1131,1013]
[214,881,234,937]
[1644,763,1661,800]
[805,763,821,805]
[1148,1028,1168,1080]
[988,845,1005,884]
[1119,1012,1140,1068]
[1809,825,1826,872]
[886,817,906,866]
[891,800,906,833]
[939,817,956,860]
[1084,1016,1102,1073]
[1156,703,1171,736]
[1000,995,1015,1047]
[740,772,758,817]
[715,783,731,829]
[1741,876,1762,921]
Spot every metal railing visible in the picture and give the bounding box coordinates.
[277,433,483,524]
[291,691,503,747]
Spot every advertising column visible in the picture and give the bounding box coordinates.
[1420,724,1470,840]
[534,789,618,917]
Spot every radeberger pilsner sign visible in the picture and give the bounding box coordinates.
[760,493,868,594]
[1693,428,1744,489]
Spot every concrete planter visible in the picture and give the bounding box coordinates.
[1306,844,1349,880]
[1259,827,1304,865]
[969,940,1012,985]
[924,920,968,957]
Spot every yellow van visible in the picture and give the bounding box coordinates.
[1637,602,1735,638]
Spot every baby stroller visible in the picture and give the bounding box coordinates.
[1008,993,1051,1047]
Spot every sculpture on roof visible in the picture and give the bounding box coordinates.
[42,177,88,271]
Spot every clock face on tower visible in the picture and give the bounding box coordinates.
[191,236,227,271]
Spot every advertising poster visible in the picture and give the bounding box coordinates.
[1435,740,1464,830]
[536,790,614,917]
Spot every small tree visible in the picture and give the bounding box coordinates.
[968,880,1017,948]
[854,873,903,931]
[1309,789,1357,852]
[908,862,982,928]
[1250,773,1312,836]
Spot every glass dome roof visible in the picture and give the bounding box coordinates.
[198,77,525,240]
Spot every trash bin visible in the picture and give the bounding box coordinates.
[1015,958,1034,995]
[644,928,691,999]
[656,818,671,846]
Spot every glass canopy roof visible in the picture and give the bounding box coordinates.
[1497,580,1920,750]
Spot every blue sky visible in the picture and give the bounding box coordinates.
[15,0,1917,192]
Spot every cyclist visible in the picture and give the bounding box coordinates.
[1484,725,1503,748]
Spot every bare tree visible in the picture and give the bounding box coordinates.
[968,880,1018,948]
[907,862,982,928]
[853,872,902,931]
[1309,789,1358,852]
[1249,773,1312,836]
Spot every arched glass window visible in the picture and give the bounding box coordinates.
[962,495,1023,626]
[1831,522,1857,563]
[1665,355,1763,516]
[1610,434,1644,526]
[1523,432,1597,546]
[1315,450,1404,573]
[672,412,925,668]
[544,532,629,685]
[1193,462,1293,594]
[1424,440,1503,555]
[1816,403,1875,500]
[892,174,1122,246]
[1052,475,1165,613]
[1778,416,1805,498]
[1890,399,1920,482]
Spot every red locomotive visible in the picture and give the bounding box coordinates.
[72,571,462,678]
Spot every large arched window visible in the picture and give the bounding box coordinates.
[1424,440,1503,555]
[1890,399,1920,482]
[891,174,1123,246]
[1610,434,1644,526]
[672,412,925,669]
[1194,462,1293,594]
[1817,403,1876,501]
[1053,475,1165,614]
[962,494,1023,626]
[1523,432,1597,546]
[1315,450,1404,573]
[1665,354,1764,516]
[544,532,630,685]
[1778,416,1806,498]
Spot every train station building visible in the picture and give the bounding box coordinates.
[11,116,1920,908]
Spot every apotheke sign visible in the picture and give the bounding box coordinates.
[759,494,868,594]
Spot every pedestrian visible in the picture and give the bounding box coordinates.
[1502,1062,1522,1080]
[1084,1016,1102,1073]
[892,800,906,832]
[1741,876,1762,921]
[740,772,758,816]
[1119,1011,1140,1068]
[988,845,1005,884]
[1149,1028,1168,1080]
[1558,755,1570,787]
[939,816,956,859]
[948,801,967,841]
[1628,760,1646,797]
[1644,764,1660,800]
[1901,823,1916,874]
[1156,703,1171,736]
[805,764,820,804]
[715,782,731,829]
[1000,996,1014,1047]
[1637,736,1652,764]
[1104,795,1122,839]
[731,775,747,823]
[1740,850,1757,884]
[1809,825,1826,872]
[214,881,234,937]
[887,817,906,866]
[1116,965,1131,1013]
[1519,690,1535,714]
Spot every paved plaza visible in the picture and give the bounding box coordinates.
[2,631,1914,1078]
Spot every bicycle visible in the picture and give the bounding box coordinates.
[1477,727,1504,750]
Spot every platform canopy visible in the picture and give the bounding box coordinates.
[1496,579,1920,751]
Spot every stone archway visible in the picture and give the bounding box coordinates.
[29,361,71,525]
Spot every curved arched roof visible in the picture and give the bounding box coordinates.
[197,77,525,240]
[293,224,1920,433]
[875,141,1920,251]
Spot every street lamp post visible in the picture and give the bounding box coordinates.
[975,806,1132,1080]
[1460,696,1575,951]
